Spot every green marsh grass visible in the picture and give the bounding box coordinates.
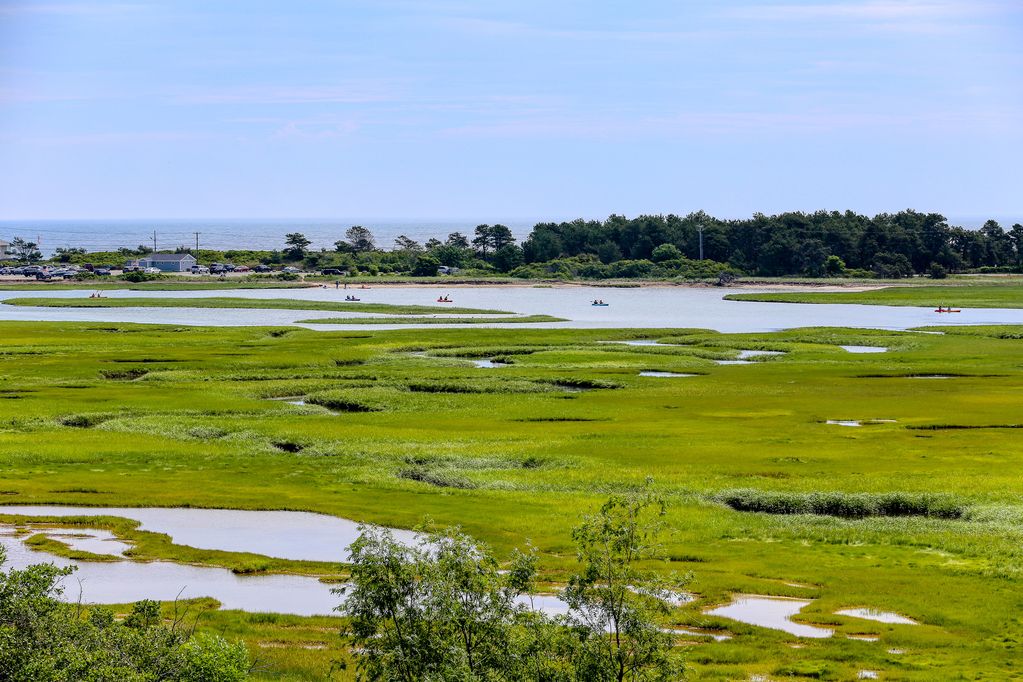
[725,283,1023,308]
[0,321,1021,679]
[3,296,512,316]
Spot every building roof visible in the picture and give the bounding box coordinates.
[142,253,196,261]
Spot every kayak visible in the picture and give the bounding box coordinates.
[591,303,609,307]
[437,299,453,303]
[934,308,961,313]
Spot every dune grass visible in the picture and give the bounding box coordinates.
[2,296,511,315]
[0,321,1021,679]
[725,283,1023,308]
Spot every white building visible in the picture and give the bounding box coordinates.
[136,253,198,272]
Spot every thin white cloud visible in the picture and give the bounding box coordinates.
[173,85,397,105]
[721,0,1004,25]
[273,118,360,140]
[0,2,146,16]
[440,16,719,42]
[0,130,212,145]
[440,106,1022,139]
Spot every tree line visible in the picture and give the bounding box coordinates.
[13,210,1021,279]
[281,211,1022,279]
[519,211,1023,278]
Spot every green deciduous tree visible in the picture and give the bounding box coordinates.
[340,489,688,681]
[492,244,524,273]
[0,552,250,681]
[411,254,440,276]
[337,527,537,681]
[563,486,689,682]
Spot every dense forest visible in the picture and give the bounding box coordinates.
[518,211,1023,279]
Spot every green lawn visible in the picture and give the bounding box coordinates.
[2,296,511,315]
[0,321,1021,680]
[725,283,1023,308]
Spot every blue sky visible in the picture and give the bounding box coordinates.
[0,0,1020,221]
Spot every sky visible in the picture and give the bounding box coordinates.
[0,0,1020,221]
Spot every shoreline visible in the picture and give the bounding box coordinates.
[0,274,912,293]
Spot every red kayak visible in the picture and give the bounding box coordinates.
[934,308,961,313]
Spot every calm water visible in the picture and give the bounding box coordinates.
[0,506,570,617]
[0,506,420,562]
[705,595,833,638]
[1,286,1022,332]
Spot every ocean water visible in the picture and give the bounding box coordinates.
[0,219,537,256]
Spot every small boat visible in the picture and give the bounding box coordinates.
[934,307,961,313]
[437,298,453,303]
[591,302,609,307]
[345,297,361,302]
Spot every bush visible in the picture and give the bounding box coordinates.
[929,262,948,279]
[120,270,162,283]
[715,488,966,519]
[180,633,250,682]
[650,243,682,262]
[411,254,440,277]
[607,259,655,278]
[823,255,846,276]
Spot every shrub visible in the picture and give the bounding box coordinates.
[715,489,966,519]
[120,270,162,283]
[651,243,682,262]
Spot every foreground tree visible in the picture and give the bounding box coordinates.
[338,527,538,681]
[339,488,687,681]
[563,486,689,682]
[0,552,250,681]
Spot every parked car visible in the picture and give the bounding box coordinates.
[253,264,272,273]
[282,266,301,273]
[143,267,161,274]
[321,268,343,276]
[94,268,112,276]
[190,265,210,274]
[233,265,250,272]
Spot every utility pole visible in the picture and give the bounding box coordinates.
[194,231,200,253]
[698,225,704,260]
[152,230,157,253]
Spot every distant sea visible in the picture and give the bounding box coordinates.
[0,219,539,257]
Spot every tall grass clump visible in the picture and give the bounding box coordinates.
[306,389,383,412]
[715,488,966,519]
